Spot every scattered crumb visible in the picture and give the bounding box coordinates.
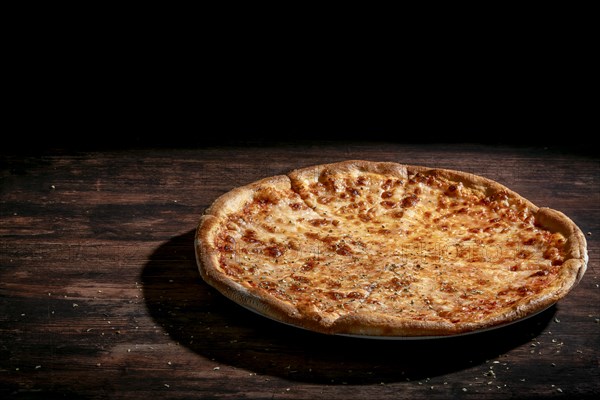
[462,388,468,392]
[50,185,56,190]
[35,365,41,369]
[213,367,220,370]
[72,303,78,308]
[554,317,560,323]
[587,232,592,236]
[164,384,170,388]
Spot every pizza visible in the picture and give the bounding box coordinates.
[195,160,588,337]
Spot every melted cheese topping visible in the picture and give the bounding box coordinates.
[212,168,567,329]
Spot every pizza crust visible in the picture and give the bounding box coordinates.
[196,175,312,329]
[196,160,588,337]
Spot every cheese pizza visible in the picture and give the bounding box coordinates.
[195,161,587,337]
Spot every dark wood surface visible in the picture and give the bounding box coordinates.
[1,142,598,399]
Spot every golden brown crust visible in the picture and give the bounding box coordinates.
[288,160,409,192]
[536,207,588,283]
[196,160,588,337]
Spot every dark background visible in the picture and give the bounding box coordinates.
[9,90,592,154]
[7,27,594,154]
[5,6,595,155]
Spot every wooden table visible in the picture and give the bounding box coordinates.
[1,142,598,399]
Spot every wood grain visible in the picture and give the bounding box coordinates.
[1,143,598,399]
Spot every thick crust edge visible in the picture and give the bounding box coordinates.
[195,175,316,331]
[196,160,588,337]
